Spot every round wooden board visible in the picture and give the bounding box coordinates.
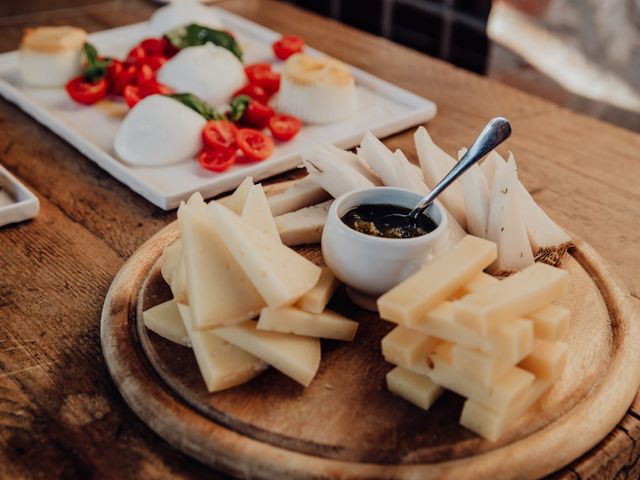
[101,206,640,479]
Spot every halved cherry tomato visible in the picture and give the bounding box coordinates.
[233,84,269,104]
[140,38,166,55]
[65,76,108,105]
[112,64,138,95]
[163,39,180,58]
[123,84,143,108]
[141,81,173,96]
[268,114,302,141]
[126,45,147,65]
[244,63,280,95]
[198,146,237,172]
[202,120,238,149]
[272,35,304,60]
[244,100,275,129]
[146,54,168,71]
[236,128,274,162]
[136,64,155,87]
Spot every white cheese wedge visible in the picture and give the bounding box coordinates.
[359,131,402,187]
[147,3,224,36]
[459,148,490,239]
[486,157,534,274]
[257,307,358,341]
[303,149,375,198]
[159,240,188,304]
[295,267,339,314]
[205,202,321,308]
[394,150,430,194]
[386,366,444,411]
[176,305,267,392]
[378,235,497,325]
[455,262,569,334]
[381,326,442,367]
[414,126,467,229]
[519,340,568,381]
[479,150,506,190]
[275,200,332,246]
[178,202,265,329]
[143,299,190,347]
[241,184,281,242]
[325,144,382,186]
[213,321,321,387]
[223,176,254,214]
[267,177,331,217]
[528,304,570,341]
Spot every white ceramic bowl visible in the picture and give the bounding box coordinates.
[322,187,449,297]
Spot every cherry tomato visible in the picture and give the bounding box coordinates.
[272,35,304,60]
[236,128,274,162]
[141,81,173,96]
[198,147,237,172]
[163,39,180,58]
[123,84,143,108]
[65,76,108,105]
[244,100,275,129]
[126,45,147,65]
[146,54,168,71]
[136,64,155,87]
[112,64,138,95]
[245,63,280,95]
[140,38,166,55]
[233,84,269,104]
[202,120,238,149]
[268,114,302,141]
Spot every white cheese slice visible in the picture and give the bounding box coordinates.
[275,200,332,246]
[454,262,569,334]
[160,240,188,304]
[241,184,281,242]
[386,366,444,411]
[257,307,358,341]
[322,144,382,185]
[459,148,490,239]
[378,235,497,325]
[205,202,321,308]
[303,149,374,198]
[143,299,190,347]
[358,131,402,187]
[176,305,267,392]
[267,177,331,216]
[213,321,321,387]
[178,202,265,329]
[223,176,254,214]
[295,267,339,314]
[479,150,506,190]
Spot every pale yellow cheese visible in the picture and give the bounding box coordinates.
[160,240,181,286]
[223,176,254,214]
[143,299,190,347]
[378,236,497,325]
[519,340,568,381]
[451,272,499,299]
[178,203,265,329]
[455,262,569,334]
[241,184,281,242]
[213,320,321,387]
[381,326,442,367]
[177,305,267,392]
[257,306,358,341]
[274,200,332,246]
[267,177,331,216]
[528,305,570,341]
[452,343,522,388]
[205,202,321,308]
[411,301,534,363]
[295,267,339,314]
[386,366,444,411]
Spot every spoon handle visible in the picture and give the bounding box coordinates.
[409,117,512,219]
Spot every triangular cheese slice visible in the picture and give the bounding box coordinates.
[160,240,188,304]
[177,305,267,392]
[213,320,321,387]
[241,184,281,242]
[224,176,254,214]
[205,202,321,307]
[257,306,358,341]
[458,148,490,238]
[143,299,190,347]
[178,202,265,329]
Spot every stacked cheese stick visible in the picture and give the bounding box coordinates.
[143,177,357,392]
[378,235,571,441]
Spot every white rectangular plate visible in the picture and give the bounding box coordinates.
[0,7,436,210]
[0,163,39,227]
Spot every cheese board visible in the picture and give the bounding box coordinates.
[101,178,640,480]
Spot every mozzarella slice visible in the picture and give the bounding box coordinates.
[148,3,224,36]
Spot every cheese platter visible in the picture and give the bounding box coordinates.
[101,126,640,479]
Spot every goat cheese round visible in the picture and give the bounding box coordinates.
[147,2,224,36]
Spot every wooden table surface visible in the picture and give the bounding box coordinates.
[1,0,639,478]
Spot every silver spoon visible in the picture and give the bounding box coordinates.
[383,117,512,230]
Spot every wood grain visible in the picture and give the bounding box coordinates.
[1,0,639,478]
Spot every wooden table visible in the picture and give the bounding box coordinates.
[1,0,639,478]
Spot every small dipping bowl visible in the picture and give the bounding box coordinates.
[322,187,449,300]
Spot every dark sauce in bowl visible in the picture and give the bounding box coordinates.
[341,203,438,239]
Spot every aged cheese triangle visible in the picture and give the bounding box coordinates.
[143,299,190,347]
[205,201,322,307]
[224,176,254,214]
[241,184,281,242]
[178,202,265,329]
[177,304,267,392]
[213,320,321,387]
[160,239,188,304]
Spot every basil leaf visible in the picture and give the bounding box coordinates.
[228,95,250,122]
[165,93,224,120]
[82,42,110,82]
[165,24,243,61]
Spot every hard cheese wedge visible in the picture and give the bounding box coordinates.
[257,307,358,341]
[160,240,187,304]
[177,305,267,392]
[178,203,265,329]
[143,299,190,347]
[223,176,254,214]
[386,366,444,411]
[295,267,339,314]
[378,235,497,325]
[241,184,281,242]
[205,202,321,308]
[213,321,321,387]
[274,200,332,246]
[455,262,569,334]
